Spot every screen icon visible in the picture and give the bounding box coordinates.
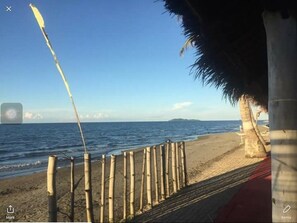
[283,204,291,214]
[7,205,14,214]
[1,103,23,124]
[5,6,12,12]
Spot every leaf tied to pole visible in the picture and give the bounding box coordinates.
[29,3,87,154]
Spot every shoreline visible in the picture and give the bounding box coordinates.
[0,130,248,222]
[0,133,210,181]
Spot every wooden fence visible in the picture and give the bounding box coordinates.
[47,141,188,222]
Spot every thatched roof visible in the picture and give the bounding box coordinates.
[163,0,297,108]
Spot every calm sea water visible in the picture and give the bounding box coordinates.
[0,120,264,179]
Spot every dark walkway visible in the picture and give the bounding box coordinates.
[132,159,271,222]
[215,157,271,222]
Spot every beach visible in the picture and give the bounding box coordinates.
[0,130,268,222]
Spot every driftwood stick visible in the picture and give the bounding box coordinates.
[165,143,170,197]
[180,144,185,188]
[160,145,165,200]
[123,152,127,220]
[175,142,180,191]
[130,151,135,217]
[47,155,57,222]
[153,146,159,204]
[146,147,152,209]
[139,149,146,212]
[84,153,94,223]
[171,143,177,193]
[182,141,188,186]
[70,157,74,222]
[100,154,106,223]
[108,155,116,223]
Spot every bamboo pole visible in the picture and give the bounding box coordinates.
[47,155,57,222]
[123,152,127,220]
[165,143,170,197]
[70,157,74,222]
[180,144,186,188]
[139,149,146,212]
[160,145,165,200]
[153,146,159,204]
[108,155,116,223]
[182,141,188,186]
[129,151,135,217]
[171,143,177,193]
[175,142,180,191]
[84,153,94,223]
[146,147,152,209]
[100,155,106,223]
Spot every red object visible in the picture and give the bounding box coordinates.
[215,157,272,222]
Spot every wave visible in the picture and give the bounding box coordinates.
[0,160,42,171]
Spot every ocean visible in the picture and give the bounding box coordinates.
[0,120,264,179]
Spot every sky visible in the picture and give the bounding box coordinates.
[0,0,268,123]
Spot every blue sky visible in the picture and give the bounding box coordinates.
[0,0,267,122]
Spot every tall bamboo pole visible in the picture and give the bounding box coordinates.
[108,155,116,223]
[100,155,106,223]
[165,143,170,197]
[70,157,74,222]
[153,146,159,204]
[129,151,135,217]
[160,145,165,200]
[182,141,188,186]
[123,152,127,220]
[29,4,88,155]
[171,143,177,193]
[84,153,94,223]
[175,142,180,191]
[47,155,57,222]
[146,147,152,209]
[139,149,146,212]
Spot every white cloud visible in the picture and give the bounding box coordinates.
[24,112,43,120]
[172,101,193,111]
[93,113,109,119]
[79,112,109,121]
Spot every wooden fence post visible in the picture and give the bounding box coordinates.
[153,146,159,204]
[100,154,106,223]
[175,142,180,191]
[171,143,177,193]
[146,147,152,209]
[139,149,146,212]
[70,157,74,222]
[123,152,127,220]
[108,155,116,223]
[160,145,166,200]
[130,151,135,217]
[182,141,188,186]
[48,155,57,222]
[180,144,185,188]
[165,143,170,197]
[84,153,94,223]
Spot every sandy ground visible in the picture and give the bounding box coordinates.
[0,129,267,222]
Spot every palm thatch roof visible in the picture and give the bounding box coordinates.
[163,0,297,108]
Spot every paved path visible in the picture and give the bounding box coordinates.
[132,147,269,222]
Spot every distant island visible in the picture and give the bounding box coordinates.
[168,118,201,122]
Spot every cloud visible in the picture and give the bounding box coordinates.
[93,113,109,119]
[24,112,43,120]
[80,112,109,120]
[172,101,193,111]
